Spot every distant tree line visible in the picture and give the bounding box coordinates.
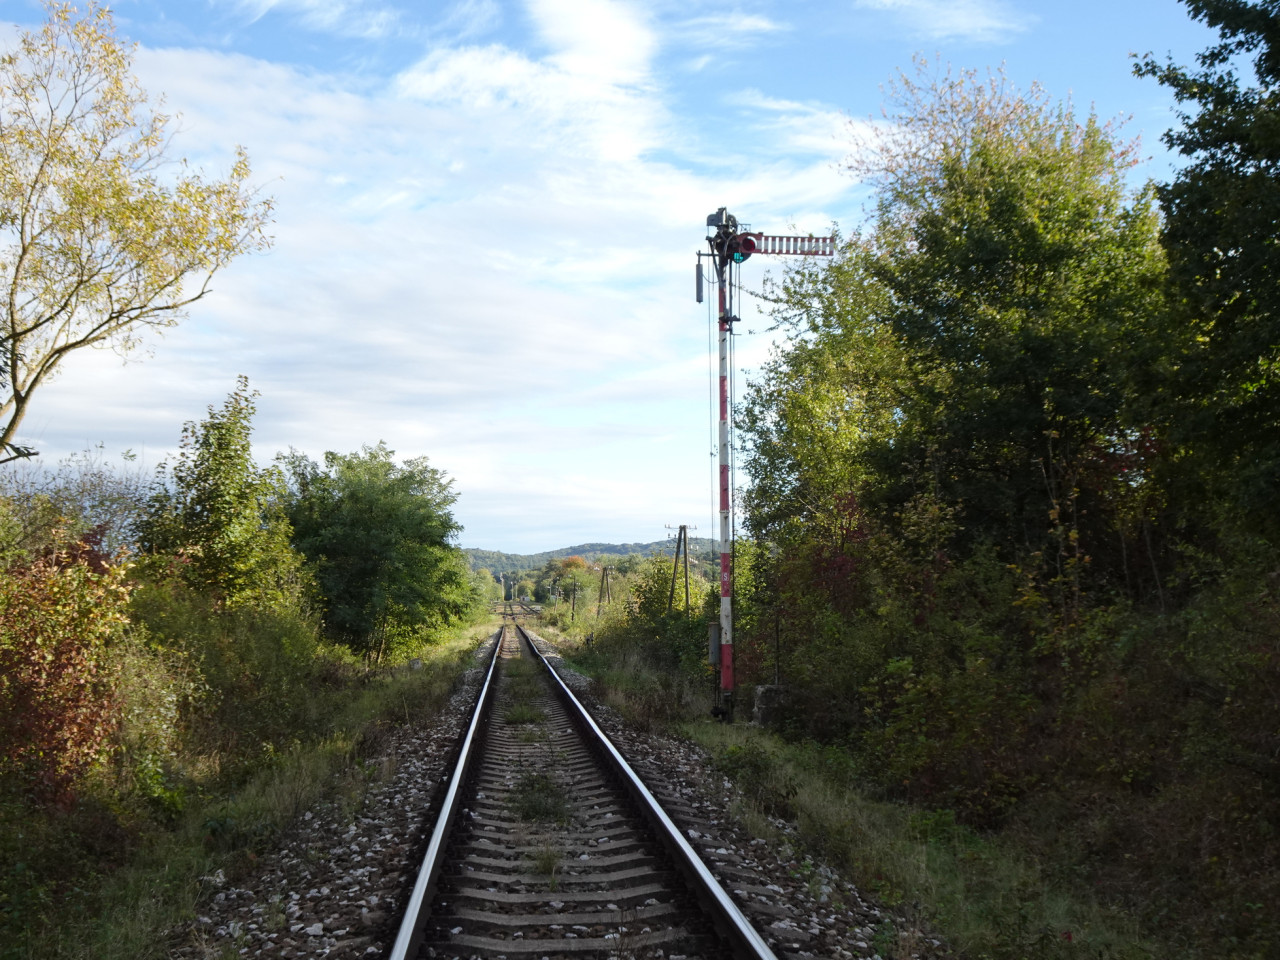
[464,538,717,577]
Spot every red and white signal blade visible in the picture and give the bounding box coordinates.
[749,234,835,256]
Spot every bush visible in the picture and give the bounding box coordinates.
[0,550,132,803]
[126,566,325,768]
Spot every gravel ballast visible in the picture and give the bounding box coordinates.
[173,627,951,959]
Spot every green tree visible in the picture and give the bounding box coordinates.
[139,377,305,610]
[738,61,1174,799]
[1135,0,1280,531]
[748,61,1168,592]
[282,443,470,659]
[472,567,502,605]
[555,557,592,618]
[0,2,272,463]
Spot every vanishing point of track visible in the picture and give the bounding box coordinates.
[389,622,778,960]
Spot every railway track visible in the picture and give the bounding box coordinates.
[390,624,777,960]
[497,600,540,620]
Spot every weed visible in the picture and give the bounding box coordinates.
[872,919,898,957]
[2,614,503,959]
[510,773,569,823]
[712,742,798,819]
[503,702,547,725]
[529,844,562,890]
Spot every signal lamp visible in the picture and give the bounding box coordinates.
[729,233,758,263]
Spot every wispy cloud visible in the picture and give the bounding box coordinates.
[854,0,1033,43]
[433,0,502,41]
[726,89,857,158]
[674,13,789,51]
[227,0,404,39]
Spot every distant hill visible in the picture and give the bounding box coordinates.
[464,538,716,575]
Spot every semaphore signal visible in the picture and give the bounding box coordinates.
[698,207,834,719]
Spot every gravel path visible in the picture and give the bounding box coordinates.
[171,628,952,959]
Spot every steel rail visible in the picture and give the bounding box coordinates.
[387,627,504,960]
[517,624,780,960]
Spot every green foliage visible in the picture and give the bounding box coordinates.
[106,629,203,818]
[609,554,714,674]
[711,742,798,819]
[126,570,323,766]
[281,442,474,658]
[0,1,272,459]
[0,617,495,960]
[1135,1,1280,534]
[686,722,1159,960]
[735,51,1280,957]
[139,377,310,612]
[748,60,1168,591]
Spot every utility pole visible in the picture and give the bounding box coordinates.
[665,523,695,612]
[596,566,613,618]
[700,209,833,719]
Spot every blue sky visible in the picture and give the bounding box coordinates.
[1,0,1220,552]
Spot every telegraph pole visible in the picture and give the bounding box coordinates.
[700,209,834,718]
[596,566,613,618]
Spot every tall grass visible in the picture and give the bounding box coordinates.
[567,629,1157,960]
[1,614,499,960]
[689,722,1155,960]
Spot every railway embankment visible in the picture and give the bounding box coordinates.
[177,624,946,959]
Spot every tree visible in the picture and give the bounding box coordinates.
[1134,1,1280,531]
[138,377,305,610]
[747,60,1168,590]
[282,443,470,659]
[0,2,272,462]
[737,62,1174,781]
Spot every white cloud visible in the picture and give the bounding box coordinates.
[14,6,859,552]
[854,0,1033,43]
[434,0,502,40]
[674,13,788,51]
[727,89,854,156]
[526,0,656,86]
[227,0,405,38]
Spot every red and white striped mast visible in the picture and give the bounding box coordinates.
[701,208,834,718]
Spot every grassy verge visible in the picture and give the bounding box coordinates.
[687,722,1155,960]
[562,635,1156,960]
[5,616,499,960]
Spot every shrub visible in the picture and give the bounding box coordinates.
[0,551,132,803]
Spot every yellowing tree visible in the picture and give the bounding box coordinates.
[0,2,272,462]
